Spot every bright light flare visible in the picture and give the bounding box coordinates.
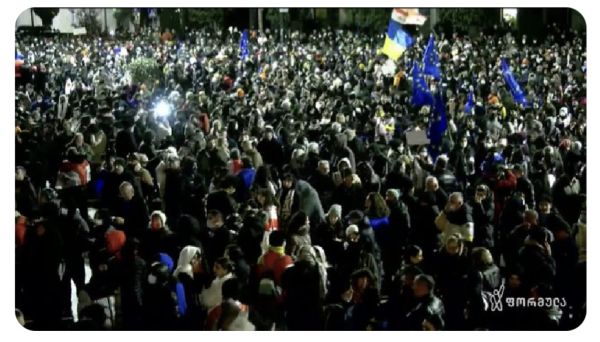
[155,101,171,117]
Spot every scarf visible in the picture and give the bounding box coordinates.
[57,97,69,121]
[265,205,279,232]
[269,246,285,256]
[280,188,295,220]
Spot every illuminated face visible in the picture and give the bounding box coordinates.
[328,212,339,224]
[15,168,25,181]
[150,216,163,230]
[412,280,429,298]
[426,180,437,191]
[348,233,359,243]
[120,186,134,201]
[213,262,227,278]
[410,250,423,265]
[318,163,329,175]
[508,274,521,289]
[445,241,460,255]
[539,201,551,214]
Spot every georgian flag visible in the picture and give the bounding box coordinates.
[391,9,427,26]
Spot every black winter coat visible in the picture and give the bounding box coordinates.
[405,294,445,331]
[517,244,556,290]
[206,190,237,220]
[469,198,495,248]
[331,184,364,217]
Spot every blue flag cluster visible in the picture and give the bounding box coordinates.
[240,30,249,61]
[411,61,434,107]
[409,35,447,160]
[422,35,441,79]
[427,90,448,160]
[502,59,528,106]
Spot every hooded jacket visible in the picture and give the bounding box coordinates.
[332,157,352,185]
[148,253,187,329]
[347,211,382,264]
[286,226,312,257]
[243,148,264,169]
[331,133,356,173]
[296,179,325,229]
[237,167,256,202]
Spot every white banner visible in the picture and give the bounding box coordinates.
[73,27,87,36]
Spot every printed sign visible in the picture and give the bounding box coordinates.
[406,130,430,145]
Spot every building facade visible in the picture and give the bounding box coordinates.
[15,8,119,33]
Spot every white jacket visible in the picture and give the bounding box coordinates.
[435,211,474,243]
[200,273,234,312]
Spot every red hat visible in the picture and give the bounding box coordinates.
[105,230,126,255]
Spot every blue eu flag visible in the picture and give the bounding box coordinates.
[411,61,434,107]
[427,90,448,160]
[502,59,528,106]
[463,88,474,114]
[423,35,441,79]
[240,30,249,61]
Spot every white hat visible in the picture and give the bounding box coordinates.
[346,225,359,236]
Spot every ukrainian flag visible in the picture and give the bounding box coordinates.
[382,19,415,61]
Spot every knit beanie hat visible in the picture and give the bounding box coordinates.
[328,204,342,218]
[387,189,401,201]
[346,224,359,236]
[151,210,167,229]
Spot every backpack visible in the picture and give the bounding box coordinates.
[258,255,288,299]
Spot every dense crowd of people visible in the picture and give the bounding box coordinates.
[14,21,586,331]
